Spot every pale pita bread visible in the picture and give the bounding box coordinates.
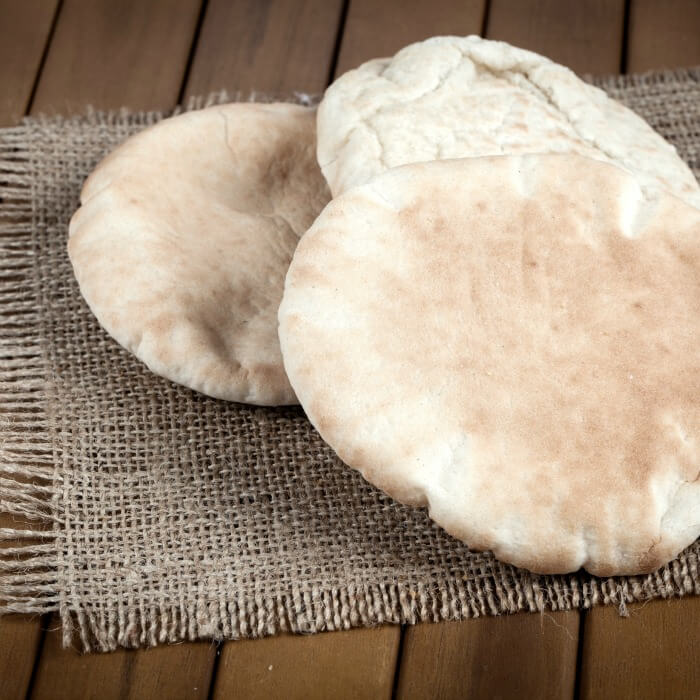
[69,103,329,405]
[317,35,700,207]
[279,154,700,576]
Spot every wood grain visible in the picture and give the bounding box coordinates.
[212,627,400,700]
[627,0,700,72]
[188,5,404,694]
[0,614,44,700]
[389,3,634,696]
[579,598,700,700]
[478,9,632,693]
[576,6,700,695]
[31,616,217,700]
[184,0,344,98]
[396,612,579,699]
[0,0,59,126]
[335,0,486,76]
[0,511,47,700]
[30,0,202,114]
[487,0,626,74]
[0,467,50,695]
[23,3,218,697]
[0,3,60,693]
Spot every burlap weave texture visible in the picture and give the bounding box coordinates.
[1,70,699,652]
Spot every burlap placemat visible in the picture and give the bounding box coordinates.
[1,69,699,652]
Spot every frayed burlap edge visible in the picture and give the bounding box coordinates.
[0,90,320,626]
[1,73,700,652]
[0,125,59,618]
[59,571,700,651]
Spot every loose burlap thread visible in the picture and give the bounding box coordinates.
[1,70,700,652]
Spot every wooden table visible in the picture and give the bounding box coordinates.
[1,1,699,698]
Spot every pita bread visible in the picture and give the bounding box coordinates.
[279,154,700,576]
[317,35,700,207]
[69,103,329,405]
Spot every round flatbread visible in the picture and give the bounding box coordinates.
[69,103,329,405]
[279,154,700,576]
[317,35,700,207]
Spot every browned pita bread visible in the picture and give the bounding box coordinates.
[279,153,700,576]
[69,103,329,404]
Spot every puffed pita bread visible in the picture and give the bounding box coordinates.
[317,35,700,207]
[69,103,329,405]
[279,154,700,576]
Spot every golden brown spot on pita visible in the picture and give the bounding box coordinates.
[149,314,176,336]
[249,362,288,394]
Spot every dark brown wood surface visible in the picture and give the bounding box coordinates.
[0,2,61,693]
[390,1,622,695]
[14,4,215,698]
[574,11,700,700]
[1,1,700,698]
[627,0,700,72]
[487,0,626,74]
[0,0,59,126]
[0,615,43,700]
[213,628,400,700]
[397,612,580,699]
[31,0,202,114]
[335,0,486,76]
[579,598,700,700]
[183,3,406,694]
[184,0,344,98]
[31,618,217,700]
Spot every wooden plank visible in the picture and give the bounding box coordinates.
[335,0,486,76]
[0,513,47,699]
[487,0,626,75]
[579,598,700,700]
[30,616,217,700]
[627,0,700,72]
[0,2,61,691]
[0,0,59,126]
[186,7,403,698]
[30,0,202,114]
[212,627,400,700]
[183,0,344,98]
[396,613,579,699]
[576,9,700,697]
[481,4,631,695]
[363,3,608,697]
[23,2,217,696]
[0,614,44,700]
